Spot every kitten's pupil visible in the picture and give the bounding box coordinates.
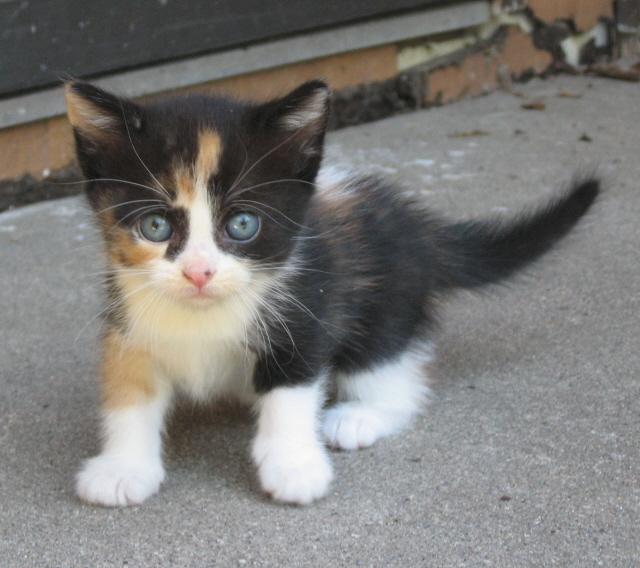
[139,213,173,243]
[226,212,260,241]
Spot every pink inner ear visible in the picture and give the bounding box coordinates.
[280,89,329,132]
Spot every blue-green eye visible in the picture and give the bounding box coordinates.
[139,213,173,243]
[226,212,260,241]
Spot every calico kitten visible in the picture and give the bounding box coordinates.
[65,80,598,507]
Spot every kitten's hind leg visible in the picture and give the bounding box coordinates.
[323,344,433,450]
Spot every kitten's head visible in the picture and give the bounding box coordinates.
[65,80,330,307]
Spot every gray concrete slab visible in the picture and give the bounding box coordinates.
[0,75,638,567]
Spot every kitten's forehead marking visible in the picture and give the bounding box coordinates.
[196,130,223,184]
[174,130,222,208]
[174,130,221,262]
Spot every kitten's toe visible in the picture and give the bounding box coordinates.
[76,454,165,507]
[323,403,405,450]
[252,442,333,505]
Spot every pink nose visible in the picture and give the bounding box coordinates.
[182,266,215,289]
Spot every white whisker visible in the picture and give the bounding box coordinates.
[226,128,310,198]
[75,275,157,343]
[54,177,171,201]
[119,100,171,201]
[226,178,315,202]
[95,198,164,217]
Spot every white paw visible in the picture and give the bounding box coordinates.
[76,454,165,507]
[323,403,403,450]
[252,441,333,505]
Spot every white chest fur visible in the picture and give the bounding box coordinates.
[119,275,263,402]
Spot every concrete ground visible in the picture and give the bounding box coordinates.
[0,75,638,567]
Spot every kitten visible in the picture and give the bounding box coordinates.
[65,80,598,507]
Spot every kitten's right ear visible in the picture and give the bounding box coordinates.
[65,82,145,179]
[65,81,142,141]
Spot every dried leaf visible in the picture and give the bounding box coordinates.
[558,90,581,98]
[588,64,640,82]
[522,101,546,111]
[448,130,490,138]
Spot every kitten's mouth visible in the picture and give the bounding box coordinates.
[180,286,222,305]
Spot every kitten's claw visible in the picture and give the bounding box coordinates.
[323,404,402,450]
[252,442,333,505]
[76,454,165,507]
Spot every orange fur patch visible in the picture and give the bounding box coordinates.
[101,330,157,409]
[196,130,222,183]
[173,130,222,207]
[174,168,195,205]
[109,227,160,267]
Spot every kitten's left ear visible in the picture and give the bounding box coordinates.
[273,80,331,133]
[252,80,331,170]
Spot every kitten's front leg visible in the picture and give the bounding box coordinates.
[76,331,172,507]
[252,382,333,505]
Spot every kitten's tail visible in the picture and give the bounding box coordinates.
[434,177,599,290]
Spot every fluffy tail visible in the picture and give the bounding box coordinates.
[435,177,599,290]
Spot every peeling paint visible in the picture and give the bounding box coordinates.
[398,37,477,72]
[398,8,611,74]
[561,22,609,66]
[397,13,532,72]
